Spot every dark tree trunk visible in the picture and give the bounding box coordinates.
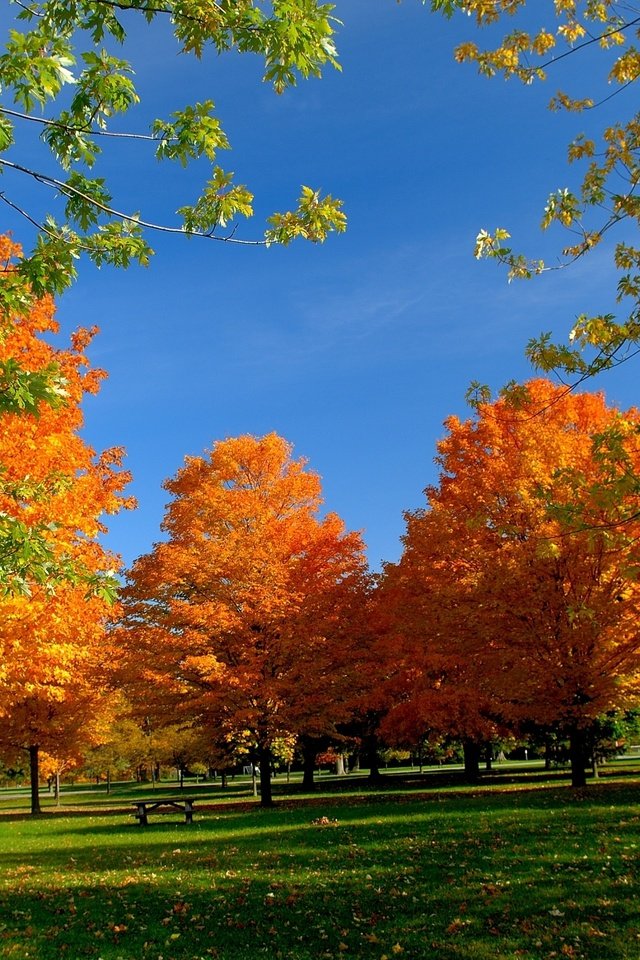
[484,742,493,772]
[363,732,383,783]
[29,744,41,815]
[569,728,588,788]
[301,738,317,791]
[106,769,111,795]
[258,743,273,807]
[463,740,481,783]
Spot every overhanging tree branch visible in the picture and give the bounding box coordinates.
[0,105,166,142]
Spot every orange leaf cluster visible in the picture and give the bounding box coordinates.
[119,434,370,777]
[379,381,640,763]
[0,236,133,766]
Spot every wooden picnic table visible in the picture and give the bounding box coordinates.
[133,797,195,826]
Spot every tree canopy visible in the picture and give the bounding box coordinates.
[0,247,133,811]
[382,380,640,786]
[435,0,640,385]
[119,432,370,806]
[0,235,132,595]
[0,0,350,317]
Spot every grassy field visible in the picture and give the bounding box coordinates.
[1,771,639,960]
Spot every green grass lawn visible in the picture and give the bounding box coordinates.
[1,777,639,960]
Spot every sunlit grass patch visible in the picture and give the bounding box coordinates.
[1,781,639,959]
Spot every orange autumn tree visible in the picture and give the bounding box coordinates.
[0,595,124,814]
[0,243,133,813]
[119,433,369,806]
[378,504,510,781]
[384,380,640,787]
[0,234,127,594]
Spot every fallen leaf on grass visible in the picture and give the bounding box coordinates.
[446,918,470,936]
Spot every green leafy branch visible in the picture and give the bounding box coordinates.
[0,1,348,306]
[0,512,120,600]
[432,0,640,388]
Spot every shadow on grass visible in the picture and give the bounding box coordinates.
[1,784,640,960]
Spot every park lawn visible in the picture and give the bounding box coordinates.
[0,781,639,960]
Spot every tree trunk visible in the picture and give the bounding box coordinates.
[54,771,60,805]
[336,754,346,776]
[463,740,481,783]
[363,732,383,783]
[106,768,111,795]
[484,742,493,772]
[29,744,42,815]
[569,728,588,788]
[258,743,273,807]
[301,738,316,791]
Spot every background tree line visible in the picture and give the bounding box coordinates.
[2,287,640,810]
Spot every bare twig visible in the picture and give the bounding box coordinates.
[0,106,168,142]
[538,15,640,71]
[0,158,267,245]
[12,0,43,14]
[81,0,226,26]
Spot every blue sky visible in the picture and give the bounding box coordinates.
[5,1,638,572]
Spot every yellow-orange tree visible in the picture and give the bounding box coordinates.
[119,433,369,806]
[384,380,640,786]
[0,244,132,813]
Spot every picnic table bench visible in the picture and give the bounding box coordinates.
[133,798,195,826]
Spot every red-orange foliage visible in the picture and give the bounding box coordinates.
[0,236,133,811]
[119,433,370,805]
[382,381,640,785]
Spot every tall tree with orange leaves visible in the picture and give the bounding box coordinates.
[119,433,369,806]
[0,234,129,596]
[0,235,133,812]
[374,539,504,783]
[385,380,640,787]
